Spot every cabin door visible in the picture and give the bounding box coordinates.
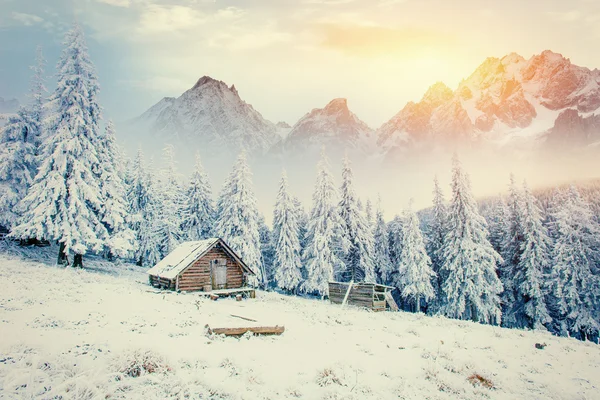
[212,259,227,289]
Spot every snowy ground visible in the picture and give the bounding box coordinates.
[1,249,599,399]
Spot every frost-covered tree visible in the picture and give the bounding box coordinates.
[397,203,435,312]
[487,197,509,254]
[365,199,373,227]
[388,215,403,271]
[501,174,526,327]
[136,163,163,267]
[339,156,375,283]
[272,171,303,292]
[439,155,503,324]
[12,25,106,268]
[294,196,309,253]
[514,182,552,330]
[155,145,185,257]
[258,215,275,287]
[302,151,347,297]
[97,120,134,259]
[181,153,214,241]
[373,197,393,284]
[426,176,448,310]
[0,47,46,229]
[215,152,264,286]
[548,186,600,340]
[127,149,151,265]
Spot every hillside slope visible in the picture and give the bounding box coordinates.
[1,251,598,399]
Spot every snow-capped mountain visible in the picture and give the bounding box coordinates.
[279,98,374,155]
[131,76,280,156]
[378,50,600,155]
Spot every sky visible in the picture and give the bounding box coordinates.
[2,0,600,129]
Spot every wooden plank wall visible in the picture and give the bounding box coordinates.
[149,275,175,290]
[329,282,375,308]
[178,245,244,292]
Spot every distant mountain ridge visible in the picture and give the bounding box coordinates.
[128,50,600,158]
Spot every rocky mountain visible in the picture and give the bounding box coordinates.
[378,50,600,155]
[279,98,374,155]
[131,76,280,156]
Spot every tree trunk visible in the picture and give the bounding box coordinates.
[73,253,83,268]
[136,256,143,267]
[57,242,68,266]
[415,295,420,313]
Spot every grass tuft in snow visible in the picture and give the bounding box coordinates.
[113,349,171,378]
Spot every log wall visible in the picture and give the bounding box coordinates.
[328,282,375,308]
[177,244,244,292]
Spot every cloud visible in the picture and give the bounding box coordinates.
[137,4,206,34]
[97,0,132,7]
[11,12,44,26]
[316,23,452,57]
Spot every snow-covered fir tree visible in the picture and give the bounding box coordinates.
[136,162,163,267]
[258,215,275,287]
[439,155,503,324]
[181,153,214,241]
[0,47,47,230]
[501,174,526,327]
[215,152,264,286]
[388,215,404,275]
[339,156,375,283]
[548,186,600,340]
[365,199,374,227]
[302,150,347,297]
[487,197,510,254]
[12,24,106,268]
[97,120,134,259]
[127,149,150,265]
[272,171,303,292]
[294,196,309,254]
[514,181,552,330]
[426,176,448,310]
[373,197,393,284]
[155,144,185,257]
[396,202,435,312]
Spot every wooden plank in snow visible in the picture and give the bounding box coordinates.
[384,291,399,311]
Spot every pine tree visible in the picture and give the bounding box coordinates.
[215,152,264,286]
[155,145,185,257]
[136,163,163,267]
[181,153,214,241]
[365,199,374,227]
[127,149,151,266]
[396,203,435,312]
[0,47,46,230]
[440,155,503,324]
[548,186,600,340]
[12,24,106,268]
[272,171,303,292]
[388,215,403,272]
[373,197,393,284]
[258,215,275,287]
[426,176,448,310]
[501,174,526,327]
[97,120,134,259]
[302,150,347,297]
[515,181,552,330]
[487,197,509,254]
[339,156,376,283]
[294,196,309,253]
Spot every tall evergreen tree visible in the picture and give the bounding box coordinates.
[136,163,163,267]
[97,120,134,259]
[396,203,435,312]
[215,152,264,286]
[515,181,552,330]
[127,149,151,266]
[294,196,309,254]
[487,197,509,254]
[12,24,106,268]
[181,153,214,241]
[373,197,393,284]
[0,47,47,229]
[258,215,275,287]
[426,176,448,310]
[439,155,503,324]
[365,199,374,227]
[548,186,600,340]
[501,174,526,327]
[388,215,404,273]
[273,171,303,292]
[302,151,347,297]
[339,156,375,283]
[155,144,185,257]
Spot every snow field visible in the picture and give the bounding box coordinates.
[1,253,599,400]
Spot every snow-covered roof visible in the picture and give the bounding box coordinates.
[146,238,254,280]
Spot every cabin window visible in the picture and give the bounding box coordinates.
[212,259,227,289]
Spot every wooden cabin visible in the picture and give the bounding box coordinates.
[147,238,255,293]
[328,281,397,311]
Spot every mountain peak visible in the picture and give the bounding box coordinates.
[323,98,349,113]
[422,82,453,105]
[192,75,221,89]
